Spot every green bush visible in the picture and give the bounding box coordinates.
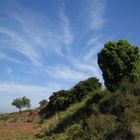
[65,124,85,140]
[49,90,70,111]
[119,79,140,96]
[85,114,116,140]
[39,99,48,107]
[41,77,101,115]
[105,119,134,140]
[99,94,113,114]
[70,77,101,102]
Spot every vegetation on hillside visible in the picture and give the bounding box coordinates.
[37,40,140,140]
[0,40,140,140]
[40,77,101,117]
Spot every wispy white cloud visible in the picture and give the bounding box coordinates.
[86,36,102,47]
[45,65,88,81]
[87,0,106,30]
[0,52,24,64]
[5,68,13,78]
[59,9,74,45]
[79,0,107,62]
[0,82,57,98]
[0,0,105,85]
[56,0,106,79]
[84,41,103,61]
[6,5,74,60]
[67,57,103,82]
[0,27,43,66]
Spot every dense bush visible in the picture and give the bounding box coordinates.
[99,94,113,114]
[40,77,101,114]
[48,90,70,111]
[39,99,48,107]
[99,91,136,121]
[84,114,117,140]
[65,123,85,140]
[69,77,101,102]
[105,118,134,140]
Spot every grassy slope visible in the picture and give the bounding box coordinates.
[0,89,140,140]
[35,99,87,138]
[38,88,140,140]
[0,100,87,140]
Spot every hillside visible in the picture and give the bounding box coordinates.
[0,40,140,140]
[0,79,140,140]
[36,80,140,140]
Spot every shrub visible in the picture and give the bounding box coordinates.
[70,77,101,102]
[105,118,134,140]
[66,124,85,140]
[85,114,116,140]
[99,94,113,114]
[49,90,70,111]
[39,99,48,107]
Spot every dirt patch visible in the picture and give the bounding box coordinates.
[0,122,36,140]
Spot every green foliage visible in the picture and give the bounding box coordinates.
[119,79,140,96]
[99,92,135,119]
[49,90,70,111]
[98,40,140,91]
[65,123,85,140]
[99,94,113,114]
[41,77,101,114]
[11,96,31,112]
[136,61,140,75]
[85,114,117,140]
[70,77,101,102]
[106,118,134,140]
[37,80,140,139]
[90,92,104,104]
[39,99,48,107]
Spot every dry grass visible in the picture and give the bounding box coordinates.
[0,122,42,140]
[0,109,43,139]
[35,100,86,137]
[132,122,140,140]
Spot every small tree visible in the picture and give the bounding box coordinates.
[11,96,31,113]
[39,99,48,107]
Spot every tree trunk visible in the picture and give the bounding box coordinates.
[19,108,21,118]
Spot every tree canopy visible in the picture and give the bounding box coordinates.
[70,77,102,102]
[98,40,140,91]
[39,99,48,107]
[42,77,101,114]
[11,96,31,112]
[48,90,70,111]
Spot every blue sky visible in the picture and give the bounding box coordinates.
[0,0,140,113]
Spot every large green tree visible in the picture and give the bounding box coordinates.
[98,40,140,91]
